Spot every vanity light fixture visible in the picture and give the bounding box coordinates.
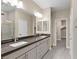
[2,0,24,9]
[16,1,24,9]
[34,12,43,18]
[3,0,18,6]
[10,0,18,6]
[3,0,8,3]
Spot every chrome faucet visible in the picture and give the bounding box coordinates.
[14,38,17,42]
[14,37,18,42]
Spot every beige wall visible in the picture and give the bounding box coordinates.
[53,10,70,18]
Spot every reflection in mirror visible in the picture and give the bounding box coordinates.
[1,0,35,42]
[37,21,42,31]
[1,1,15,41]
[43,21,48,31]
[15,9,34,38]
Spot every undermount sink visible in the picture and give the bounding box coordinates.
[9,41,28,47]
[40,36,46,38]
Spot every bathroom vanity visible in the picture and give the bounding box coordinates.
[1,1,51,59]
[1,35,50,59]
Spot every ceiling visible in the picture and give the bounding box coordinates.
[33,0,70,11]
[1,0,70,13]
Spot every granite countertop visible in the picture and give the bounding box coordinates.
[1,35,50,57]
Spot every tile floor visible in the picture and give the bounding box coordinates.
[42,39,71,59]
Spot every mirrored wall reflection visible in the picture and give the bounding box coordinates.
[43,21,48,31]
[1,2,15,40]
[1,0,34,41]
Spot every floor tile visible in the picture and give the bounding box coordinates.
[43,39,71,59]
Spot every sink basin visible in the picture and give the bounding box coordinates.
[9,41,28,47]
[40,36,46,38]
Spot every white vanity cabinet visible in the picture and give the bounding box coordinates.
[2,43,36,59]
[2,37,49,59]
[37,38,49,59]
[17,54,27,59]
[28,48,37,59]
[2,46,28,59]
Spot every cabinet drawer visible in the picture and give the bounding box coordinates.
[40,38,48,44]
[17,54,26,59]
[3,47,28,59]
[37,38,48,46]
[27,43,36,52]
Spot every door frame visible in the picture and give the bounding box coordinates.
[55,18,69,48]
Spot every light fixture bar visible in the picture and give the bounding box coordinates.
[34,12,43,18]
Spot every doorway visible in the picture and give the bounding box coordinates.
[56,18,67,48]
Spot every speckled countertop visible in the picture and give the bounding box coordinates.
[1,35,50,57]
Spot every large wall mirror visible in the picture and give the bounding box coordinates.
[1,0,34,41]
[43,21,48,32]
[1,1,16,40]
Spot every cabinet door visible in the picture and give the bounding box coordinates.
[37,44,42,59]
[2,47,28,59]
[36,39,49,59]
[28,48,36,59]
[17,54,26,59]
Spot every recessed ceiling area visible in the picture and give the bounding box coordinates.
[33,0,70,11]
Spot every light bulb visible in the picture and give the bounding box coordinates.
[3,0,8,3]
[16,1,24,9]
[9,0,18,6]
[34,12,43,18]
